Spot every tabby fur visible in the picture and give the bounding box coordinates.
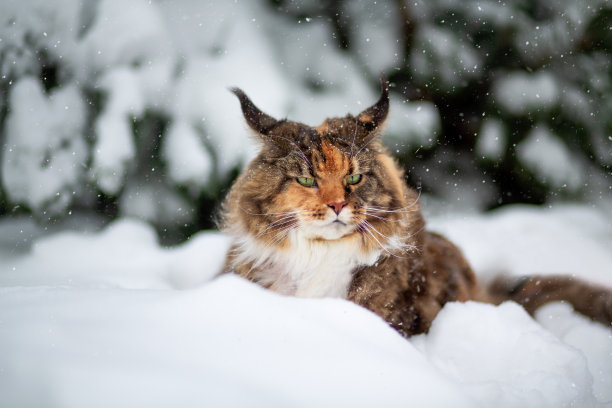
[220,75,612,337]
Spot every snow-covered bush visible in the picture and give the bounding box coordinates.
[388,0,612,207]
[0,0,610,240]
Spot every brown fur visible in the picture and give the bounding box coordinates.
[489,275,612,326]
[221,75,612,337]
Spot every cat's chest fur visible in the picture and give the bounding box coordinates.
[233,231,381,298]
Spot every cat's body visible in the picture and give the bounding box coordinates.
[221,76,612,337]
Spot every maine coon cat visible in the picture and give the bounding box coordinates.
[221,75,612,337]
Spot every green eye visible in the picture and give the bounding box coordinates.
[346,174,362,185]
[297,177,316,187]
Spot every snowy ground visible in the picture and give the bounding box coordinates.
[1,204,611,408]
[3,1,611,406]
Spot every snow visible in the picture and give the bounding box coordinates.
[76,0,172,79]
[428,204,612,287]
[2,0,291,211]
[2,77,87,215]
[91,68,142,195]
[413,302,596,408]
[411,25,482,91]
[118,181,194,228]
[3,0,610,230]
[340,1,403,74]
[517,126,583,191]
[1,0,612,405]
[161,121,213,193]
[386,96,441,152]
[493,71,560,116]
[267,16,374,124]
[0,0,82,79]
[475,118,506,161]
[1,204,611,407]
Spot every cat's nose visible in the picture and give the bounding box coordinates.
[327,201,347,215]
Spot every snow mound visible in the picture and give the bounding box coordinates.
[1,205,611,407]
[413,301,596,408]
[0,218,230,290]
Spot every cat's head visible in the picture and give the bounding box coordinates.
[225,75,421,252]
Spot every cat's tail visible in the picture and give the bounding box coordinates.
[487,274,612,327]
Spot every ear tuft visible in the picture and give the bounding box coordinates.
[356,74,389,131]
[230,87,279,135]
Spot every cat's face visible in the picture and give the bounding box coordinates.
[225,76,420,251]
[266,125,375,242]
[291,139,363,240]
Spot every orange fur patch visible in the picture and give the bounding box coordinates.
[318,141,347,173]
[315,141,350,204]
[275,183,309,211]
[358,113,373,123]
[315,121,329,136]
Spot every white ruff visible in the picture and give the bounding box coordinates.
[230,228,382,298]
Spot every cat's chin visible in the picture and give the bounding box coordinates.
[299,221,357,241]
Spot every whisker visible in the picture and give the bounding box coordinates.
[254,210,303,237]
[365,208,414,214]
[239,206,305,217]
[360,222,405,259]
[266,214,299,227]
[365,191,422,214]
[355,208,406,223]
[256,218,296,238]
[366,205,418,214]
[367,218,421,245]
[354,209,390,222]
[267,134,312,171]
[289,149,312,171]
[353,131,379,157]
[267,222,298,247]
[362,220,394,241]
[362,212,388,222]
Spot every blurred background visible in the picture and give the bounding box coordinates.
[1,0,610,244]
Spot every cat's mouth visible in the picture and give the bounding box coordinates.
[300,217,355,241]
[322,219,356,239]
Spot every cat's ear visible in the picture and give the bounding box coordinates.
[356,74,389,133]
[230,87,280,136]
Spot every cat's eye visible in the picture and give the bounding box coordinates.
[346,174,362,185]
[297,177,316,187]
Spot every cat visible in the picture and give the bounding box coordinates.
[220,75,612,337]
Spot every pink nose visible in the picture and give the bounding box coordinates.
[327,201,347,215]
